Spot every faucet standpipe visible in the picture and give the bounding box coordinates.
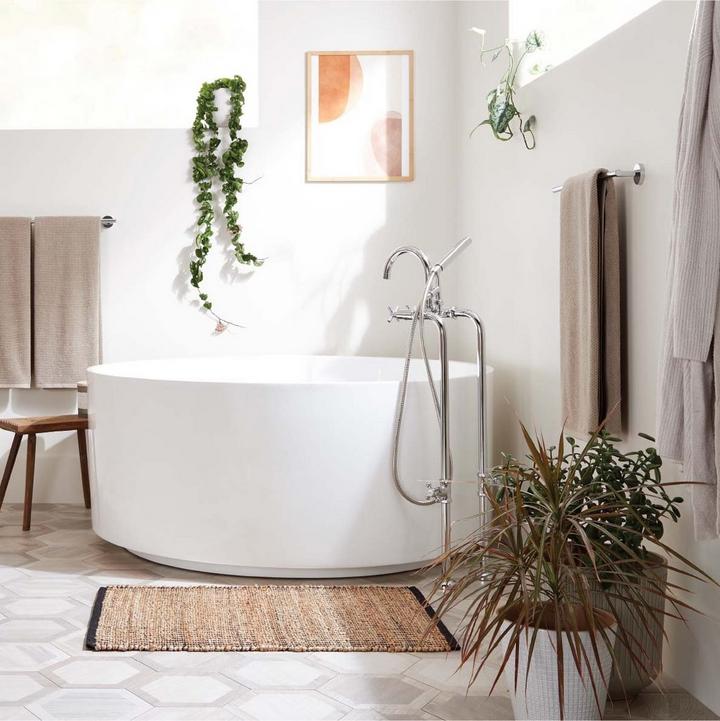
[382,238,487,592]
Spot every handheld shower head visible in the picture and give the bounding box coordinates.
[435,236,472,271]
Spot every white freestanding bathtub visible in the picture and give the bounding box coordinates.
[87,355,492,578]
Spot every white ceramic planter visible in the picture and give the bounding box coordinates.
[591,553,668,700]
[500,609,616,720]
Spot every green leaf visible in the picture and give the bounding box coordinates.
[488,89,517,134]
[525,30,544,52]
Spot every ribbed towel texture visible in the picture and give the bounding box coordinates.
[32,217,101,388]
[560,169,622,436]
[657,1,720,540]
[0,218,32,388]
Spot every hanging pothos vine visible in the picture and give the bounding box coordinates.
[469,29,546,150]
[190,75,262,333]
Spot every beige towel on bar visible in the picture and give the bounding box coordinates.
[33,217,100,388]
[560,169,622,435]
[0,218,32,388]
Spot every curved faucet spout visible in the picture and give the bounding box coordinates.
[382,246,431,281]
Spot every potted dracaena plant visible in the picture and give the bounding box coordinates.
[428,424,713,720]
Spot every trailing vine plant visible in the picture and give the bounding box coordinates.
[469,28,546,150]
[190,75,262,332]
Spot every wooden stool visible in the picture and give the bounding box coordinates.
[0,415,90,531]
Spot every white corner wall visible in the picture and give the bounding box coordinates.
[455,0,720,713]
[0,0,459,503]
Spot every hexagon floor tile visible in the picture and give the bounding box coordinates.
[1,597,79,618]
[27,688,151,721]
[0,504,708,721]
[135,651,239,672]
[33,529,106,548]
[137,674,240,706]
[223,657,331,689]
[22,558,99,575]
[0,708,40,720]
[423,691,514,720]
[321,674,437,709]
[403,653,507,696]
[27,544,100,561]
[45,658,145,686]
[0,618,71,642]
[229,690,349,720]
[136,708,238,720]
[49,628,139,659]
[311,652,419,675]
[0,672,52,703]
[5,577,96,599]
[0,567,25,584]
[604,692,719,720]
[0,643,68,672]
[341,709,439,720]
[0,552,31,567]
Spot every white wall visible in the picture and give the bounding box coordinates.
[509,0,659,85]
[0,0,459,502]
[0,0,259,128]
[455,0,720,713]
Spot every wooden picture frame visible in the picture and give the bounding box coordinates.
[306,50,414,182]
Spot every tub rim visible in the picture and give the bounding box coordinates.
[87,354,494,386]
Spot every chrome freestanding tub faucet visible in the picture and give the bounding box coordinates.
[383,237,487,588]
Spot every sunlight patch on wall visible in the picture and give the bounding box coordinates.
[510,0,660,85]
[0,0,258,128]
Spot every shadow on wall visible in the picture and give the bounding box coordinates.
[320,187,450,360]
[323,222,394,356]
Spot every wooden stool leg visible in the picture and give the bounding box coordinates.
[0,433,23,510]
[76,429,91,510]
[22,434,36,531]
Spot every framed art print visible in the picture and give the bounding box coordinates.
[306,50,414,182]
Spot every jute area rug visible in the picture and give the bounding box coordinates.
[86,584,459,653]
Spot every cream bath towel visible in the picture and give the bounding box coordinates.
[0,218,32,388]
[560,170,622,435]
[32,217,100,388]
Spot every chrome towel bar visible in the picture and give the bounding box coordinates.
[552,163,645,193]
[28,215,117,228]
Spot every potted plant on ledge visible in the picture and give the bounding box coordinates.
[429,424,713,720]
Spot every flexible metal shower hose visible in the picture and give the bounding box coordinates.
[391,272,452,506]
